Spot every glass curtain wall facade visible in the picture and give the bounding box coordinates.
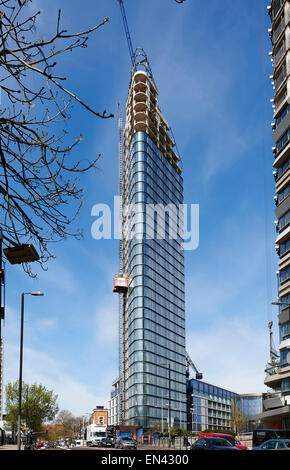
[187,379,236,432]
[232,394,263,432]
[122,64,187,428]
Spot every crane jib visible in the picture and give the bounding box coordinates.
[117,0,134,64]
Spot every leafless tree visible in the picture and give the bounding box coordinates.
[0,0,113,274]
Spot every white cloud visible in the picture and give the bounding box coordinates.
[186,317,269,394]
[39,261,80,294]
[95,295,118,345]
[3,341,113,416]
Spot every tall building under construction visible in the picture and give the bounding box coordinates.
[112,50,187,429]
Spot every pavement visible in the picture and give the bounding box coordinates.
[0,445,18,450]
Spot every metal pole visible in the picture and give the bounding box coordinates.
[0,229,2,423]
[161,390,164,434]
[168,364,171,448]
[191,409,193,433]
[17,293,25,450]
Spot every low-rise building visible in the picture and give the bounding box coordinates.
[232,394,263,432]
[108,379,120,426]
[85,406,108,442]
[187,379,263,433]
[187,378,237,432]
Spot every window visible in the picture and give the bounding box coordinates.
[276,103,290,127]
[278,184,290,204]
[261,440,276,450]
[280,321,290,341]
[277,156,290,178]
[216,439,231,447]
[280,239,290,256]
[276,128,290,153]
[278,265,290,285]
[98,416,104,425]
[195,439,205,446]
[278,210,290,231]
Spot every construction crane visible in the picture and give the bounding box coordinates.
[186,351,203,381]
[267,321,280,366]
[116,0,134,64]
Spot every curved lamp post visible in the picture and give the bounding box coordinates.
[17,292,44,450]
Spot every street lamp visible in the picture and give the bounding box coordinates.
[17,291,44,451]
[0,228,40,423]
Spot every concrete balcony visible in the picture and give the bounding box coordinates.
[263,396,286,410]
[133,90,147,103]
[134,101,146,112]
[273,139,290,168]
[134,121,147,132]
[134,110,148,122]
[279,337,290,350]
[255,405,290,422]
[274,87,288,116]
[133,82,147,93]
[264,374,283,388]
[279,277,290,297]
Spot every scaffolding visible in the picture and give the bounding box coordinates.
[113,105,128,425]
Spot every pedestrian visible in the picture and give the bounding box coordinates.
[183,436,189,448]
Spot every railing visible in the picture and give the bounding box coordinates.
[275,65,287,89]
[272,0,286,21]
[275,42,286,65]
[275,89,287,109]
[273,17,285,43]
[263,391,283,399]
[134,79,147,85]
[265,363,281,376]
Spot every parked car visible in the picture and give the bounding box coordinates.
[90,440,101,447]
[191,437,239,451]
[115,437,137,449]
[97,438,114,448]
[252,439,290,450]
[252,429,290,447]
[198,432,247,450]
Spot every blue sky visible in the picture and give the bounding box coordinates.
[2,0,279,416]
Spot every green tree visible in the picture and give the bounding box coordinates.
[5,381,59,433]
[54,409,80,441]
[171,427,184,436]
[231,403,248,435]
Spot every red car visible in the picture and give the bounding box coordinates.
[198,433,247,450]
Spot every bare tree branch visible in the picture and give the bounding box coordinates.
[0,0,113,275]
